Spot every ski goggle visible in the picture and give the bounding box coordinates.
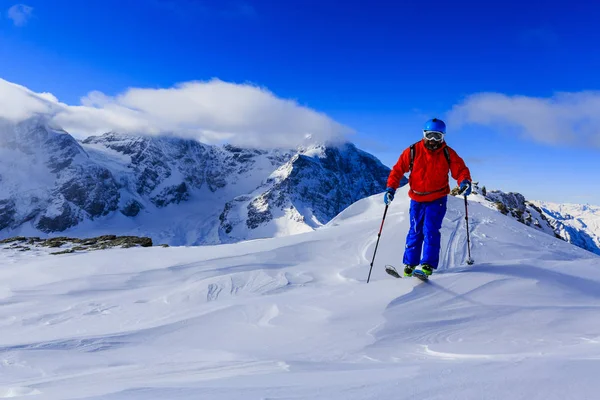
[423,130,445,142]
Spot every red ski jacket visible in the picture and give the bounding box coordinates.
[387,140,472,203]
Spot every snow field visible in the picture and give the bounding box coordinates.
[0,190,599,399]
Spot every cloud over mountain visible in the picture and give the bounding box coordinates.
[0,78,350,149]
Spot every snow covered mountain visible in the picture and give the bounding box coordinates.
[2,191,599,399]
[2,116,598,253]
[458,183,600,256]
[218,143,389,242]
[0,118,390,245]
[0,117,120,233]
[531,201,600,256]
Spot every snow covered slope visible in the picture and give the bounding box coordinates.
[459,183,600,256]
[0,120,389,245]
[1,189,599,399]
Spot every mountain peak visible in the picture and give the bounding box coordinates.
[218,140,390,242]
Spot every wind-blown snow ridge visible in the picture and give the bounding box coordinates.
[1,190,599,399]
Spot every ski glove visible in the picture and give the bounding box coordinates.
[384,187,396,205]
[459,180,472,196]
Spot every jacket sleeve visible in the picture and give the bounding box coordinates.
[448,147,472,184]
[386,147,411,189]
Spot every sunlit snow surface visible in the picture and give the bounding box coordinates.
[1,189,599,399]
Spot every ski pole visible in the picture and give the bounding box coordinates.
[464,195,474,265]
[367,204,389,283]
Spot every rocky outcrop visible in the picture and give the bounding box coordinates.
[151,183,190,208]
[0,235,153,254]
[120,200,143,217]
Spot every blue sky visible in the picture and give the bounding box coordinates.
[1,0,599,204]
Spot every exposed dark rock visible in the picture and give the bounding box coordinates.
[51,249,75,255]
[92,236,153,248]
[0,236,26,244]
[495,201,509,215]
[246,196,272,230]
[1,234,153,254]
[59,166,120,218]
[219,202,234,234]
[0,199,16,230]
[36,202,81,233]
[121,200,143,217]
[151,182,189,208]
[81,235,117,245]
[488,191,527,212]
[45,133,84,173]
[42,236,81,248]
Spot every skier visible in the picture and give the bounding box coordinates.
[384,118,472,278]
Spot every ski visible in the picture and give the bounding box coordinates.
[412,269,429,281]
[385,265,430,281]
[385,265,402,278]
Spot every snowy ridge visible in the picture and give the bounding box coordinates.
[0,190,599,399]
[458,183,600,256]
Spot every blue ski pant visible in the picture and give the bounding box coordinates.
[403,196,447,269]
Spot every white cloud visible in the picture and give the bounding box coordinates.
[448,92,600,149]
[0,79,59,121]
[0,78,351,149]
[7,4,33,26]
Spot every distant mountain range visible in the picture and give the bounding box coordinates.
[0,116,597,255]
[0,117,389,245]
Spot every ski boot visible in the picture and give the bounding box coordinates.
[420,264,434,276]
[403,265,415,277]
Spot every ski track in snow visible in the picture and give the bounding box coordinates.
[1,193,600,399]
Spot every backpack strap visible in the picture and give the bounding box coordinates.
[410,142,452,172]
[443,146,451,168]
